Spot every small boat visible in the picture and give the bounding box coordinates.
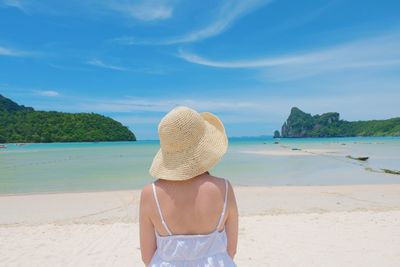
[0,145,6,149]
[346,155,369,161]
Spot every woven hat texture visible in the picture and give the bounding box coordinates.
[149,106,228,180]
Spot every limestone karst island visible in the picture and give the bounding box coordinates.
[275,107,400,138]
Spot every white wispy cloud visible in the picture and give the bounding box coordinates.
[35,90,60,97]
[178,32,400,79]
[111,115,162,125]
[108,0,173,21]
[76,97,261,113]
[86,58,168,74]
[0,45,31,57]
[168,0,270,44]
[1,0,175,21]
[0,0,26,11]
[177,49,312,68]
[114,0,271,45]
[86,58,129,71]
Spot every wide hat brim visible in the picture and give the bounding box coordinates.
[149,112,228,180]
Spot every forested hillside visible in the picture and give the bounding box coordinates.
[0,94,136,143]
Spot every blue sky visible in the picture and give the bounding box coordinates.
[1,0,400,139]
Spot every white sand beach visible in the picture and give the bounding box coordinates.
[1,184,400,267]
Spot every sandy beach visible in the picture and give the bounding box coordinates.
[1,184,400,267]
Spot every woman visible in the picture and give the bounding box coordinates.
[140,106,239,266]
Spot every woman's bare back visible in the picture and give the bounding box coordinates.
[149,173,231,236]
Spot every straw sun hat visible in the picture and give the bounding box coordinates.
[149,106,228,180]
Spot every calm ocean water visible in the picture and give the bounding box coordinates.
[1,137,400,195]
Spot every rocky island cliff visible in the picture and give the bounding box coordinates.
[279,107,400,138]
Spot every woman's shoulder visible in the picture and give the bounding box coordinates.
[139,183,154,209]
[141,182,153,194]
[205,176,235,199]
[198,175,232,194]
[206,175,232,186]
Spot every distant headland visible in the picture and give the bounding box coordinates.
[275,107,400,138]
[0,94,136,143]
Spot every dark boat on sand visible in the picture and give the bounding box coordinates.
[346,155,369,161]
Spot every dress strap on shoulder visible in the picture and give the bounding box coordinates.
[152,182,173,236]
[216,179,229,230]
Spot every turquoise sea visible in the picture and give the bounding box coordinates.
[1,137,400,195]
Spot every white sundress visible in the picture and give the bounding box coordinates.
[149,179,237,267]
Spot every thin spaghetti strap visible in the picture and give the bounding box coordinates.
[216,179,229,230]
[152,183,173,236]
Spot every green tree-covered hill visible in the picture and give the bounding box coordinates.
[280,107,400,137]
[0,94,136,143]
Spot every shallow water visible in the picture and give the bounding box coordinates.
[1,137,399,195]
